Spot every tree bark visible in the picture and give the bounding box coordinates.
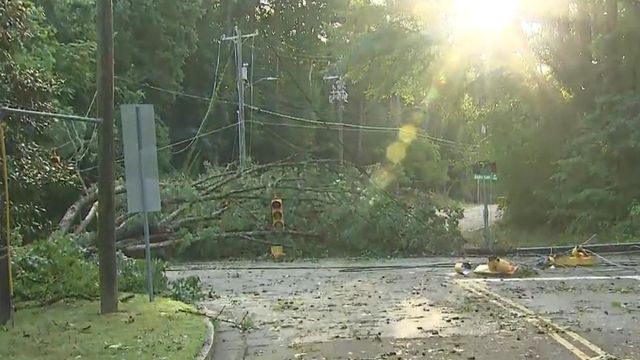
[73,201,98,235]
[54,184,124,240]
[96,0,118,314]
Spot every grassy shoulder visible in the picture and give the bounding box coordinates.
[0,295,207,360]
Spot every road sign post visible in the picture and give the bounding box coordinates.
[121,104,161,302]
[472,161,497,250]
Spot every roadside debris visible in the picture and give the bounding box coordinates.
[539,245,597,269]
[474,256,519,276]
[454,262,472,276]
[454,256,519,277]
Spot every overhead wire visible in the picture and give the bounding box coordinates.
[75,91,98,163]
[172,39,225,155]
[78,121,239,173]
[142,84,475,149]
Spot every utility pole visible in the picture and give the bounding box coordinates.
[222,26,257,170]
[0,192,10,326]
[324,75,348,163]
[483,178,491,249]
[96,0,118,314]
[0,116,11,325]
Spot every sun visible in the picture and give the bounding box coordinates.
[452,0,518,33]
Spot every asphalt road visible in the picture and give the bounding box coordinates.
[168,256,640,360]
[460,204,499,233]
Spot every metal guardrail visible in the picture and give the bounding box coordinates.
[513,242,640,255]
[463,242,640,256]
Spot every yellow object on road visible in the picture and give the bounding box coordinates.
[548,246,596,267]
[474,256,518,277]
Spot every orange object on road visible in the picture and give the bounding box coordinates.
[474,256,518,276]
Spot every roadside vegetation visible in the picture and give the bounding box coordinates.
[3,0,640,265]
[0,295,206,360]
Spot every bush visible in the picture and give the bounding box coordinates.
[12,237,98,303]
[11,236,174,304]
[117,252,168,295]
[168,275,204,303]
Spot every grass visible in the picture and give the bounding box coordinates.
[0,295,207,360]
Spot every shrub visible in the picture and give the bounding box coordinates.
[11,236,177,305]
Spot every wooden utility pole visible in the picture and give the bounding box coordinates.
[222,26,257,170]
[96,0,118,314]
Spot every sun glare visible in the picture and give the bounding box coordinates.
[452,0,518,33]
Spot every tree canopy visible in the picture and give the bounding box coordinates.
[3,0,640,244]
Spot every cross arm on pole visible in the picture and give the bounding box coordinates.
[221,31,258,42]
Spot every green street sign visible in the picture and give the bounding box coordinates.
[474,174,498,181]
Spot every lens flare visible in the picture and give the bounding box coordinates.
[398,124,418,144]
[386,141,408,164]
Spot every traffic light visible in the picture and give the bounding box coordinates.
[271,198,284,231]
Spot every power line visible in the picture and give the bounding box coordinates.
[79,121,238,173]
[172,39,225,155]
[76,91,99,162]
[0,106,101,123]
[247,120,476,152]
[142,84,475,148]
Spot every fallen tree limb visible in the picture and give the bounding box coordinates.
[122,239,179,252]
[192,155,301,189]
[214,230,319,239]
[116,233,171,248]
[116,212,135,227]
[73,201,98,235]
[15,293,98,310]
[178,307,243,328]
[121,229,319,253]
[158,207,187,228]
[172,208,227,229]
[53,184,125,240]
[200,185,267,202]
[197,159,340,195]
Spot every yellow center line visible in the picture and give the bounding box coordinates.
[455,279,612,360]
[469,281,608,357]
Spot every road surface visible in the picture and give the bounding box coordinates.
[460,204,499,232]
[168,256,640,360]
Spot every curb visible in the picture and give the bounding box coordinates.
[195,318,215,360]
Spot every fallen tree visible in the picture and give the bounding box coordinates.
[55,161,464,258]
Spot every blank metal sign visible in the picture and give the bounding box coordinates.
[121,104,161,214]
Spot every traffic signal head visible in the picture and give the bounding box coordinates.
[271,198,284,230]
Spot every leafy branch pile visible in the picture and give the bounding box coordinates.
[54,161,463,259]
[11,236,202,305]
